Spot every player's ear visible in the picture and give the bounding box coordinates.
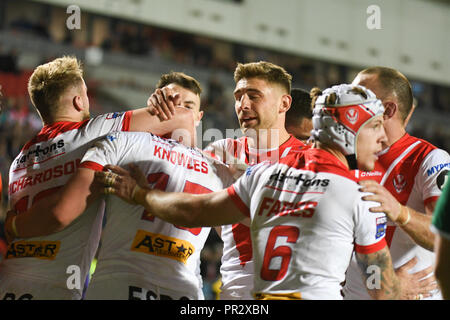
[73,95,83,112]
[280,94,292,113]
[383,101,397,120]
[197,110,204,122]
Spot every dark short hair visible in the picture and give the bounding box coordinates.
[285,88,312,127]
[157,72,202,96]
[359,66,413,122]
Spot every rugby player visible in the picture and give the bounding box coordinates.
[98,84,404,300]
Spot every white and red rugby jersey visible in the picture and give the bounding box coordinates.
[205,136,305,299]
[227,148,387,299]
[3,111,131,299]
[344,133,450,300]
[80,131,233,299]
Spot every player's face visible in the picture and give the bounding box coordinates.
[234,77,285,134]
[166,83,203,125]
[356,115,387,171]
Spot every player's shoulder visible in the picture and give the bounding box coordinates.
[402,133,442,155]
[84,111,132,132]
[381,133,448,168]
[91,111,128,122]
[19,120,90,152]
[103,130,174,146]
[279,148,358,182]
[284,135,307,149]
[205,137,244,149]
[409,134,450,173]
[243,160,272,177]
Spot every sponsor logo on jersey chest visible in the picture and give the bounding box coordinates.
[131,230,195,264]
[6,241,61,260]
[15,139,66,169]
[269,170,330,188]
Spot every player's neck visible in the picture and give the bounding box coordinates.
[315,143,349,169]
[246,128,290,150]
[384,121,406,148]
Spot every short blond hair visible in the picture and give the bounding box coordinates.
[28,56,84,122]
[234,61,292,93]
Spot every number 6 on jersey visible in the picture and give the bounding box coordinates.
[260,225,300,281]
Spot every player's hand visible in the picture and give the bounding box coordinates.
[95,164,146,204]
[4,209,17,244]
[395,256,438,300]
[204,144,248,180]
[146,86,180,121]
[359,180,402,222]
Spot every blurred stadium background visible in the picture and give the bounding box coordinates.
[0,0,449,299]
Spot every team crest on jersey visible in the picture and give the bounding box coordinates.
[106,112,124,119]
[375,217,387,239]
[345,108,359,125]
[131,230,195,264]
[393,174,406,193]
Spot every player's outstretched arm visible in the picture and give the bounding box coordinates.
[129,104,195,141]
[355,246,401,300]
[4,168,98,241]
[96,164,244,227]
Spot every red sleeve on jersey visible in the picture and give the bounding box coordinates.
[424,196,440,207]
[121,111,133,132]
[79,161,104,172]
[354,238,387,254]
[227,185,250,217]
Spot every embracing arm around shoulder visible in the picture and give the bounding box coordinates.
[95,163,248,228]
[133,187,245,228]
[129,106,195,138]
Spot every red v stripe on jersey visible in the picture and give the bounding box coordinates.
[379,134,436,206]
[379,140,422,187]
[231,223,252,267]
[21,120,90,151]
